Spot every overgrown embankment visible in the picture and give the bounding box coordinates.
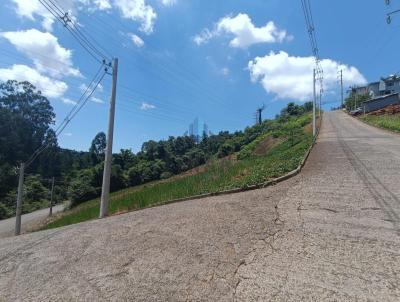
[360,114,400,133]
[42,113,313,230]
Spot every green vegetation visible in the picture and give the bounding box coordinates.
[43,112,313,230]
[344,90,370,111]
[360,115,400,132]
[0,79,314,227]
[0,81,67,218]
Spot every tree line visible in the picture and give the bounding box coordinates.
[0,80,313,218]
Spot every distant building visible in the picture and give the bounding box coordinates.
[202,123,209,138]
[353,75,400,98]
[362,93,400,113]
[188,118,201,143]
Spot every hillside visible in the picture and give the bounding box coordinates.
[42,110,315,230]
[359,104,400,132]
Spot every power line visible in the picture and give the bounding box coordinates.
[79,11,245,120]
[25,66,107,168]
[38,0,110,65]
[300,0,324,93]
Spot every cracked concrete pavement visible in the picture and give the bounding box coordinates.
[0,111,399,301]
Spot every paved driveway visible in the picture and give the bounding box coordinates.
[0,111,399,301]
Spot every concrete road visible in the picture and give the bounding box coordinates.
[0,204,64,239]
[0,111,399,301]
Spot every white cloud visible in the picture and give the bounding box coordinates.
[62,97,77,105]
[140,102,155,110]
[11,0,158,35]
[64,132,73,136]
[91,96,105,104]
[128,33,144,47]
[194,13,289,48]
[114,0,157,34]
[248,51,367,101]
[160,0,176,6]
[80,82,103,93]
[11,0,75,31]
[93,0,112,10]
[221,67,230,76]
[79,83,88,92]
[1,29,81,78]
[0,64,68,98]
[193,28,214,46]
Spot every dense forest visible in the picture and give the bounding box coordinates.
[0,80,313,219]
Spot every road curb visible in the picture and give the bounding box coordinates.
[144,117,323,211]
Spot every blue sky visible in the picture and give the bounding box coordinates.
[0,0,399,152]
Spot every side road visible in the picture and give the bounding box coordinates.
[0,111,399,301]
[0,204,64,239]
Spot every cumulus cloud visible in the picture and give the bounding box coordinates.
[11,0,75,31]
[160,0,176,6]
[1,29,81,78]
[193,29,214,46]
[80,83,104,93]
[11,0,158,35]
[140,102,155,110]
[129,33,145,47]
[114,0,157,34]
[91,96,105,104]
[0,64,68,98]
[93,0,112,10]
[248,51,367,101]
[194,13,289,48]
[62,97,78,105]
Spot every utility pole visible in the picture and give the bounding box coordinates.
[340,70,344,108]
[49,177,55,216]
[319,89,322,118]
[99,58,118,219]
[313,69,316,137]
[255,104,265,125]
[15,163,25,236]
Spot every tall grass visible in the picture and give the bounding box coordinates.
[42,115,313,230]
[361,115,400,132]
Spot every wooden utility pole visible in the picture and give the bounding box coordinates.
[99,58,118,219]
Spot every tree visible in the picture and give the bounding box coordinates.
[344,92,369,111]
[281,102,304,117]
[89,132,106,165]
[0,80,56,203]
[303,101,313,112]
[113,149,136,170]
[217,143,234,158]
[0,80,55,165]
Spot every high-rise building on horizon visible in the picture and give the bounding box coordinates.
[187,118,207,143]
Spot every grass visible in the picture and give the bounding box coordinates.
[42,115,313,230]
[360,114,400,132]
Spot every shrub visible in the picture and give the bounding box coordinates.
[0,202,12,220]
[217,143,234,158]
[160,172,173,180]
[68,171,99,207]
[127,166,142,186]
